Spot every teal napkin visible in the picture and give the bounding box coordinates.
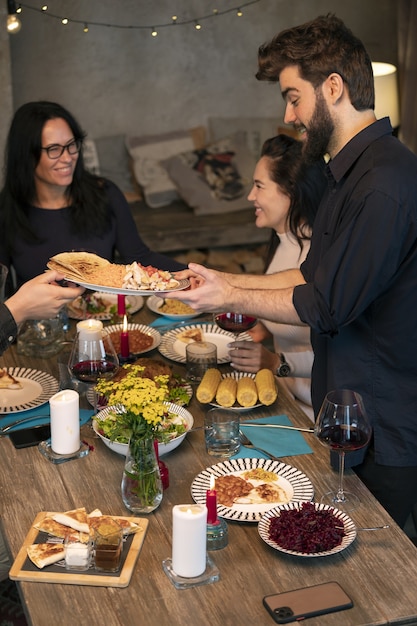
[0,406,94,432]
[232,414,313,460]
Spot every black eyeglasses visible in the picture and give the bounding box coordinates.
[41,139,82,160]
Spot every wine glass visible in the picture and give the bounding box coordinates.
[68,329,119,414]
[314,389,372,511]
[214,312,258,340]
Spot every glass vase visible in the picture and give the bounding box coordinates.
[121,435,163,514]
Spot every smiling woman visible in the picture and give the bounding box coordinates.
[0,101,185,295]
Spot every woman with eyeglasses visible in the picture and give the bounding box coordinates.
[0,101,184,293]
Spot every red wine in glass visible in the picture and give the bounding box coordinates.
[214,312,257,338]
[71,359,118,384]
[315,389,372,511]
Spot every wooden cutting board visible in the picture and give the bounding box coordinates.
[9,512,149,588]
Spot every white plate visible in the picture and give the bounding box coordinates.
[191,458,314,522]
[208,372,263,412]
[158,323,251,364]
[69,278,190,297]
[67,293,144,321]
[104,323,161,355]
[258,502,357,557]
[0,368,58,414]
[146,295,201,320]
[92,402,194,457]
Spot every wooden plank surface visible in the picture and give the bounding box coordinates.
[9,513,148,587]
[1,306,417,625]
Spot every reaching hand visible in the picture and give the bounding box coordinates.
[228,340,279,374]
[168,263,234,312]
[5,271,85,324]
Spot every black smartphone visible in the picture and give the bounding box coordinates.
[9,424,51,449]
[263,581,353,623]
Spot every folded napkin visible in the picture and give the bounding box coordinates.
[232,414,313,460]
[149,318,211,330]
[0,406,94,433]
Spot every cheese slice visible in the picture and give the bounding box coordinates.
[27,543,65,569]
[52,507,89,534]
[0,368,22,390]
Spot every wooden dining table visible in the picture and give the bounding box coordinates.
[1,303,417,626]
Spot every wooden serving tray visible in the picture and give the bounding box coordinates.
[9,512,149,588]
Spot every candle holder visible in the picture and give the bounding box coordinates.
[38,439,90,464]
[206,517,228,551]
[162,556,219,589]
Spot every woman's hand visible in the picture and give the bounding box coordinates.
[5,271,85,324]
[228,340,279,374]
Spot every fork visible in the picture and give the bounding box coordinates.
[239,430,281,462]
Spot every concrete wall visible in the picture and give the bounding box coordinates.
[5,0,397,142]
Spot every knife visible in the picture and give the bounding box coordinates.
[242,423,315,433]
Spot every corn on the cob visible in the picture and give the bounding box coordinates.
[196,368,222,403]
[215,377,237,407]
[237,376,258,407]
[255,369,278,406]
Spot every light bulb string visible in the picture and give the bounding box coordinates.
[16,0,262,30]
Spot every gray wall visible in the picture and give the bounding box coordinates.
[5,0,397,142]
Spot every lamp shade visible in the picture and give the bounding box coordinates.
[372,62,400,128]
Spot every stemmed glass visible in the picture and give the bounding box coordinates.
[68,329,120,414]
[214,312,258,340]
[314,389,372,511]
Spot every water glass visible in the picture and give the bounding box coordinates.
[186,341,217,382]
[205,408,240,457]
[17,315,65,357]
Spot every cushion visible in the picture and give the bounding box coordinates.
[94,134,139,196]
[83,139,100,175]
[208,117,280,160]
[160,132,256,216]
[126,128,206,208]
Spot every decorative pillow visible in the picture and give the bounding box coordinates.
[126,128,206,208]
[83,139,100,175]
[94,134,139,196]
[208,117,280,160]
[160,132,255,216]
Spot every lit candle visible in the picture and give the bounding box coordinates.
[117,294,126,317]
[172,504,207,578]
[76,319,103,342]
[206,474,218,524]
[120,314,130,358]
[49,389,80,454]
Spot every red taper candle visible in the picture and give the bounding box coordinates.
[120,314,130,358]
[206,474,218,524]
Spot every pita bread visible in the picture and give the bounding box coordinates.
[52,507,89,534]
[34,516,89,543]
[27,543,65,569]
[47,252,110,280]
[176,328,204,343]
[88,515,141,536]
[0,368,22,390]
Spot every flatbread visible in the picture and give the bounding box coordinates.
[27,543,65,569]
[88,515,141,536]
[47,252,110,280]
[0,368,22,390]
[52,507,89,534]
[34,516,89,543]
[177,328,204,344]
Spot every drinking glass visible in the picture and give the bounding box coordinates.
[213,312,257,340]
[314,389,372,511]
[68,329,119,413]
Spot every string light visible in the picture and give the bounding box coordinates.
[7,0,22,33]
[12,0,262,34]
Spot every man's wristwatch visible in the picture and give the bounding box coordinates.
[276,353,291,377]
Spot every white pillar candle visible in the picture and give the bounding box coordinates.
[76,320,104,359]
[172,504,207,578]
[49,389,80,454]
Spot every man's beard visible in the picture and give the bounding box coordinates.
[302,90,334,164]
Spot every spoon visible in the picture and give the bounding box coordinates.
[357,525,390,531]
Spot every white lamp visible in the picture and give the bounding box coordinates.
[372,62,400,130]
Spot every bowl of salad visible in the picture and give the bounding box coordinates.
[92,402,194,457]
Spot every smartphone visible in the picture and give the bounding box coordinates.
[9,424,51,449]
[263,581,353,623]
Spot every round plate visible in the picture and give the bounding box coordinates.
[67,293,144,321]
[70,278,190,296]
[258,502,357,557]
[104,323,161,355]
[158,323,251,364]
[0,368,58,414]
[208,372,262,411]
[191,458,314,522]
[92,402,194,457]
[146,295,201,320]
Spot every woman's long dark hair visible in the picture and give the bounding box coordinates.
[0,101,111,253]
[260,134,327,270]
